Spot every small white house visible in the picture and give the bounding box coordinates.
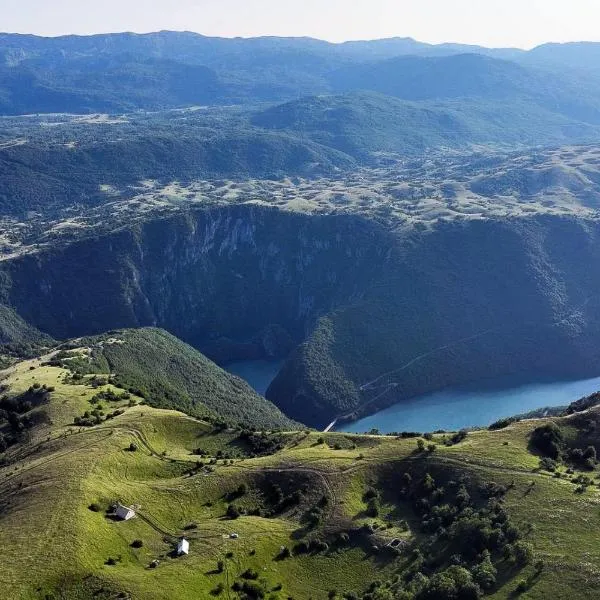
[177,538,190,555]
[115,503,135,521]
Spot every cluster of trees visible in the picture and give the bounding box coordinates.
[304,495,330,528]
[239,431,287,457]
[530,423,564,459]
[531,422,598,470]
[351,469,531,600]
[89,389,133,405]
[0,383,53,452]
[73,408,124,427]
[293,537,329,555]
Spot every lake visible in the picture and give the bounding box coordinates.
[225,359,284,396]
[339,374,600,434]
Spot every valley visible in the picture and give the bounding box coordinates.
[4,28,600,600]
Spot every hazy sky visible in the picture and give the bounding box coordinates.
[2,0,600,48]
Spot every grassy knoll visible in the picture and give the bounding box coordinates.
[2,356,600,599]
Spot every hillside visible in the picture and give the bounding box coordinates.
[252,92,600,156]
[2,352,600,598]
[52,328,298,431]
[0,118,355,217]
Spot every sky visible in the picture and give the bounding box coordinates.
[2,0,600,49]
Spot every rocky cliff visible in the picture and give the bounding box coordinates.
[3,206,600,427]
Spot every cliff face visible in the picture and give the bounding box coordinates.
[1,205,390,354]
[4,206,600,427]
[268,216,600,425]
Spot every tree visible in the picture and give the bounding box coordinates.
[417,567,482,600]
[513,541,534,566]
[366,497,380,517]
[417,439,426,452]
[530,423,564,459]
[472,554,497,590]
[226,504,240,519]
[422,473,435,493]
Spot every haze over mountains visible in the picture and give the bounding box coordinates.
[0,30,600,119]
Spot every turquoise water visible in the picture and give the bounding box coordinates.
[225,359,284,396]
[339,375,600,434]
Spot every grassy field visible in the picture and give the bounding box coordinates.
[2,353,600,599]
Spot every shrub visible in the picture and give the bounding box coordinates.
[471,554,497,590]
[130,539,143,548]
[226,504,240,519]
[241,568,259,580]
[539,457,557,472]
[364,487,379,501]
[294,540,310,554]
[366,497,380,517]
[513,541,534,566]
[211,583,224,596]
[489,417,517,430]
[450,429,469,444]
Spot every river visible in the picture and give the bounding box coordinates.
[338,374,600,434]
[224,360,600,433]
[225,359,284,397]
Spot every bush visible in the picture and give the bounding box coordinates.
[471,554,497,590]
[241,568,259,580]
[364,487,379,501]
[539,457,557,472]
[366,497,380,517]
[211,583,224,596]
[513,541,534,566]
[489,417,517,430]
[294,540,310,554]
[88,503,101,512]
[226,504,240,519]
[449,429,468,445]
[130,539,143,548]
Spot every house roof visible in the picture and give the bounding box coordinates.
[115,504,135,517]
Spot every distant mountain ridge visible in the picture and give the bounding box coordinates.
[0,31,600,114]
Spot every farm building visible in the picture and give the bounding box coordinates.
[177,538,190,555]
[115,503,135,521]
